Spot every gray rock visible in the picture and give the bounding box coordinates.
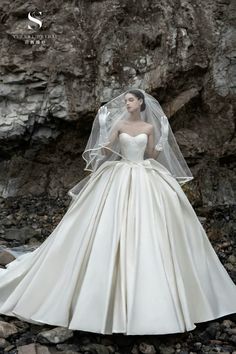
[139,342,156,354]
[37,327,74,344]
[17,343,51,354]
[56,343,81,352]
[80,343,110,354]
[0,337,11,349]
[0,250,16,265]
[159,344,175,354]
[0,320,19,338]
[3,226,38,242]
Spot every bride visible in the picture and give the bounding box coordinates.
[0,89,236,336]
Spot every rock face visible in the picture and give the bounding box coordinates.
[0,0,236,204]
[0,0,235,207]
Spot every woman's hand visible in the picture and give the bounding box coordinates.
[98,106,110,128]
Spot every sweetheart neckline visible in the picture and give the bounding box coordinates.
[119,132,148,138]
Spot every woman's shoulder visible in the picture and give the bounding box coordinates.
[144,122,153,128]
[143,122,154,133]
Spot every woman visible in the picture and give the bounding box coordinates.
[0,89,236,335]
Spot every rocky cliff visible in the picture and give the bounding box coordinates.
[0,0,235,204]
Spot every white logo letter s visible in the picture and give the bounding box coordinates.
[28,11,43,30]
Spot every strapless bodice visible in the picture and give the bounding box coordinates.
[119,132,148,161]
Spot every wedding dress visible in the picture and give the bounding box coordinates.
[0,132,236,335]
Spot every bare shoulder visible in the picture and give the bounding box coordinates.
[110,120,124,134]
[116,120,125,132]
[145,123,154,135]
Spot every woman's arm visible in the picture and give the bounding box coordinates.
[145,126,160,159]
[100,122,121,156]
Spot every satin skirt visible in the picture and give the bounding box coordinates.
[0,158,236,335]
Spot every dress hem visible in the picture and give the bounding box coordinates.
[0,308,235,336]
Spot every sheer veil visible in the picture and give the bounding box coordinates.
[68,89,193,202]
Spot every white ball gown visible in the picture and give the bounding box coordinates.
[0,132,236,336]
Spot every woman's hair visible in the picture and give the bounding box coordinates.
[125,89,146,111]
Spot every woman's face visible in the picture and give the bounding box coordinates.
[124,93,143,113]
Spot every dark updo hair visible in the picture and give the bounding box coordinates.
[125,89,146,111]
